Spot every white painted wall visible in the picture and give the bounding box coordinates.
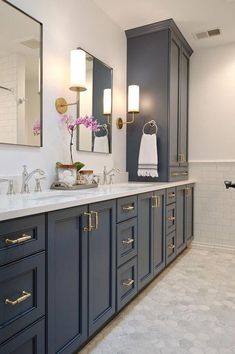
[189,43,235,162]
[0,0,126,182]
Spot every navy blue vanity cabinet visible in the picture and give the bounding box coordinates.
[153,190,166,277]
[47,206,88,354]
[126,19,193,182]
[88,200,116,336]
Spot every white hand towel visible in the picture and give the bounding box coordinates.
[93,135,109,153]
[137,133,158,178]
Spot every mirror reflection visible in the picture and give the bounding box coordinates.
[0,0,42,147]
[77,49,112,154]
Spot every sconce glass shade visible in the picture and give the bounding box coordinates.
[128,85,139,113]
[70,49,86,91]
[103,88,112,115]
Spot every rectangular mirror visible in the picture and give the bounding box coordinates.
[0,0,42,147]
[77,49,112,154]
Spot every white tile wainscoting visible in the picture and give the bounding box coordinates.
[189,161,235,251]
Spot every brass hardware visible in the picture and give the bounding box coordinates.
[55,89,85,114]
[182,171,188,176]
[122,238,134,245]
[185,187,192,197]
[152,195,161,208]
[84,212,92,232]
[90,211,99,230]
[168,193,175,198]
[122,278,134,287]
[5,291,31,306]
[122,205,135,212]
[168,216,175,221]
[116,112,137,130]
[5,234,32,245]
[171,172,180,177]
[178,154,185,163]
[168,244,175,250]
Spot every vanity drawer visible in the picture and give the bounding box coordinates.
[166,203,176,235]
[166,232,177,265]
[0,318,45,354]
[117,218,137,267]
[117,196,137,223]
[166,188,176,205]
[0,252,45,345]
[117,257,137,311]
[0,214,45,266]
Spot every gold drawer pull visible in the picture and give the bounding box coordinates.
[5,291,31,306]
[185,187,192,197]
[168,193,175,198]
[122,205,134,212]
[91,211,99,230]
[122,278,134,287]
[84,212,92,232]
[181,171,188,176]
[168,244,175,250]
[171,172,180,177]
[152,195,160,208]
[122,238,134,245]
[168,216,175,221]
[5,234,32,245]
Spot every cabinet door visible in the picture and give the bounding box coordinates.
[88,200,116,336]
[153,190,166,276]
[179,49,190,167]
[138,192,154,290]
[176,185,187,254]
[169,35,181,167]
[186,184,194,244]
[47,206,88,354]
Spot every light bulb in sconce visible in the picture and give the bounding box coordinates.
[103,88,112,123]
[55,48,87,114]
[116,84,140,129]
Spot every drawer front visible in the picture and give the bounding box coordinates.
[117,196,137,223]
[117,218,137,267]
[166,203,176,235]
[0,318,45,354]
[166,232,177,265]
[117,257,137,311]
[166,187,176,205]
[0,214,45,267]
[169,167,189,182]
[0,252,45,344]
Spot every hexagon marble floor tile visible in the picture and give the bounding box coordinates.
[79,248,235,354]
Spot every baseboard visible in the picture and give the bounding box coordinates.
[192,241,235,254]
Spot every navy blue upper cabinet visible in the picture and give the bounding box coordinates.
[88,200,116,336]
[47,206,88,354]
[126,19,193,182]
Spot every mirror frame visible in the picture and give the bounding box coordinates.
[0,0,43,148]
[76,47,113,154]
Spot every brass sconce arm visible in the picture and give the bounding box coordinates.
[116,112,138,129]
[55,97,80,114]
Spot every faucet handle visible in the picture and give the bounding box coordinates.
[0,178,15,195]
[35,176,46,192]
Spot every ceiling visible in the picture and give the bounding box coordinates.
[93,0,235,50]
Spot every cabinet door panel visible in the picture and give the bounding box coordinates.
[47,206,88,354]
[186,184,194,244]
[180,49,189,167]
[153,190,166,276]
[176,185,187,254]
[88,200,116,336]
[169,36,181,167]
[138,192,153,290]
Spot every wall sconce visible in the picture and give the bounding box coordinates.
[55,49,87,114]
[116,85,139,129]
[103,88,112,124]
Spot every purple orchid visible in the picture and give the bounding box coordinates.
[32,120,41,136]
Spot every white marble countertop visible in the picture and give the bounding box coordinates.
[0,180,196,221]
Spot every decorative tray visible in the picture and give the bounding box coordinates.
[51,181,98,190]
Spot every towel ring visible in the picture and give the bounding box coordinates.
[142,120,158,134]
[94,124,109,137]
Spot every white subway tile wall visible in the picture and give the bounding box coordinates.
[0,54,17,143]
[189,162,235,250]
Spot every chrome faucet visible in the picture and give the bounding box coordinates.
[21,165,45,193]
[0,178,15,195]
[102,166,120,185]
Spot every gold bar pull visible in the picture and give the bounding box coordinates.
[122,238,134,245]
[152,195,160,208]
[5,291,31,306]
[122,205,135,212]
[122,278,134,287]
[168,244,175,250]
[5,234,32,245]
[181,171,188,176]
[84,212,92,232]
[185,187,191,197]
[168,216,175,221]
[90,211,99,230]
[172,172,180,177]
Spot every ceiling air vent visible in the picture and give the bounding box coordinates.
[194,28,221,40]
